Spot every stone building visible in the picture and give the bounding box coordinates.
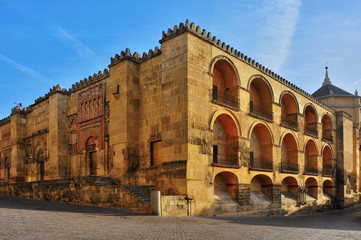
[0,20,360,215]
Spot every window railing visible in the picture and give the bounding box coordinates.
[249,154,273,171]
[213,154,239,166]
[281,114,298,130]
[211,88,240,109]
[249,101,273,121]
[281,161,299,173]
[305,165,318,175]
[323,166,334,177]
[322,129,333,142]
[305,122,318,137]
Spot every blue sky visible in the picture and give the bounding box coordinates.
[1,0,361,119]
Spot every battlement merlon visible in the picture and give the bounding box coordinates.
[160,19,336,113]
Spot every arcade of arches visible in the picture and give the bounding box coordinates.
[0,20,359,216]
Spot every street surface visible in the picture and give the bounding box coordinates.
[0,196,360,240]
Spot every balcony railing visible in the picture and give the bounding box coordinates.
[281,161,299,173]
[323,166,334,177]
[212,89,240,109]
[281,114,298,130]
[304,122,318,137]
[249,155,273,171]
[249,101,273,121]
[304,165,318,175]
[213,154,239,166]
[322,129,333,142]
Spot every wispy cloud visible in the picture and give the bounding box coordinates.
[0,54,54,84]
[351,79,361,87]
[56,28,95,58]
[256,0,302,72]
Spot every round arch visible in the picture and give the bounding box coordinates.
[303,138,319,154]
[303,103,319,123]
[248,121,274,144]
[250,174,273,202]
[321,143,333,158]
[209,55,241,87]
[279,130,299,148]
[247,74,274,102]
[282,176,299,186]
[81,130,100,152]
[320,112,333,123]
[279,91,300,114]
[210,109,241,136]
[214,171,239,198]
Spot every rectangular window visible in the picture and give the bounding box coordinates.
[213,145,218,163]
[212,85,218,100]
[150,141,162,166]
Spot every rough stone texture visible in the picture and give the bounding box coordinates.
[0,20,360,216]
[0,177,152,214]
[235,183,250,206]
[161,195,188,216]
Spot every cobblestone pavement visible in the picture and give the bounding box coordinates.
[0,196,360,240]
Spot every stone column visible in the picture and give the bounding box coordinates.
[235,183,250,206]
[272,184,281,207]
[10,107,27,183]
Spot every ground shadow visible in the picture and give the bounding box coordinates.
[0,195,145,217]
[206,203,361,231]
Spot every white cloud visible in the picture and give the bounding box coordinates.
[0,54,54,84]
[256,0,302,73]
[351,79,361,87]
[56,28,95,58]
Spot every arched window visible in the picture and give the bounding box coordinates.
[322,114,333,142]
[280,133,298,173]
[249,124,273,171]
[212,59,240,109]
[304,105,318,137]
[305,140,318,175]
[212,114,239,166]
[280,93,298,130]
[249,77,273,121]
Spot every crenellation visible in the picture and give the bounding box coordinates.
[196,25,201,33]
[0,116,11,126]
[159,20,338,112]
[0,19,359,217]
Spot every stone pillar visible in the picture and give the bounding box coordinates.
[48,88,68,179]
[235,183,250,206]
[335,111,354,207]
[10,107,27,183]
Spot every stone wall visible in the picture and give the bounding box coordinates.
[0,177,152,214]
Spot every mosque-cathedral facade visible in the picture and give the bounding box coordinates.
[0,20,360,215]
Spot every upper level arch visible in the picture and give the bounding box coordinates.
[279,91,299,113]
[321,113,333,142]
[210,56,240,109]
[303,103,318,138]
[209,109,241,137]
[248,75,274,121]
[209,55,241,87]
[280,91,299,130]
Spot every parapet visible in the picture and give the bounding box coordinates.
[0,116,10,126]
[109,47,162,67]
[68,68,109,94]
[160,19,335,113]
[34,84,68,105]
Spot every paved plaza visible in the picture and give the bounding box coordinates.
[0,196,360,240]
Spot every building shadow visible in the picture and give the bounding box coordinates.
[0,195,144,217]
[206,203,361,232]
